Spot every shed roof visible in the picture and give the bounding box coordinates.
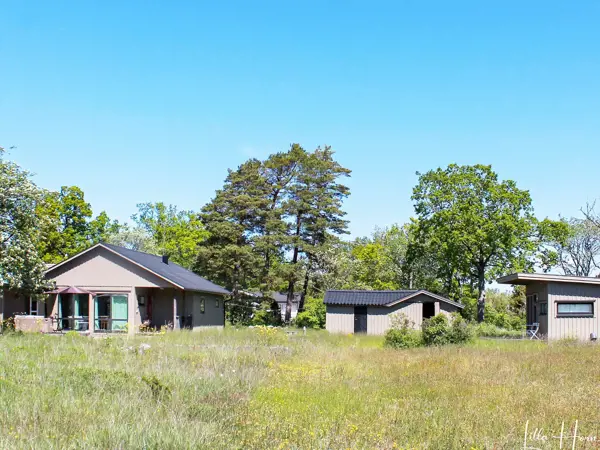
[497,273,600,286]
[271,292,301,304]
[45,243,230,296]
[323,290,463,309]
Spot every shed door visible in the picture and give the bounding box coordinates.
[354,306,368,333]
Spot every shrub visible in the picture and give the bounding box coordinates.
[448,313,474,344]
[460,291,525,330]
[251,301,282,326]
[422,314,451,346]
[1,316,16,333]
[422,313,473,346]
[384,328,422,349]
[384,313,423,349]
[473,323,524,338]
[293,297,326,329]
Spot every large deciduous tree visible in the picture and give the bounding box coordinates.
[412,164,541,322]
[105,226,158,254]
[0,147,48,294]
[36,186,120,263]
[545,217,600,277]
[132,202,208,269]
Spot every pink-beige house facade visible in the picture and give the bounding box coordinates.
[1,243,229,334]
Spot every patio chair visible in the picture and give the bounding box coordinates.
[526,323,540,340]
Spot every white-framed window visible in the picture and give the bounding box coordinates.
[29,297,40,316]
[200,298,205,314]
[215,299,219,308]
[557,302,594,318]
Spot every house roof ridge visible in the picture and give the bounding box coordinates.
[101,242,163,259]
[326,289,418,293]
[47,242,230,296]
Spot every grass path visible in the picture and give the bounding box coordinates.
[0,330,597,449]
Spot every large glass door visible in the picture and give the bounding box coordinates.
[111,295,128,331]
[94,295,128,332]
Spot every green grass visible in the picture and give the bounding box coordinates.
[0,329,598,449]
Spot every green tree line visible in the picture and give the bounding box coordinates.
[4,143,597,327]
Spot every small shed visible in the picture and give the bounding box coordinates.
[497,273,600,341]
[324,290,464,335]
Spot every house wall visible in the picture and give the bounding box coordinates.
[192,293,225,329]
[135,287,152,327]
[439,301,456,315]
[367,302,422,335]
[277,302,298,321]
[366,295,460,335]
[547,282,600,341]
[326,305,354,334]
[145,289,225,330]
[150,288,180,329]
[326,294,462,335]
[48,246,174,290]
[0,289,28,320]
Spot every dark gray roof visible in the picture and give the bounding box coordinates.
[271,292,301,304]
[324,290,463,308]
[101,243,230,295]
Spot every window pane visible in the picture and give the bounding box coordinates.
[557,303,593,314]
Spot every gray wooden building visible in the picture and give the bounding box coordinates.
[324,290,464,335]
[1,243,230,334]
[498,273,600,341]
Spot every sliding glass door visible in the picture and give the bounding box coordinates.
[94,294,128,332]
[111,296,128,331]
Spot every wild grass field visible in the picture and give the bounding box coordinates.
[0,329,598,449]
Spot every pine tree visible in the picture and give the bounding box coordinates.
[283,146,351,320]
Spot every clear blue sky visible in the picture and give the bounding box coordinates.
[1,1,599,238]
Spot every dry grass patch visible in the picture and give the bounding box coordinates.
[0,330,598,449]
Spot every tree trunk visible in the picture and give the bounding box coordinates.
[231,261,240,325]
[285,214,302,323]
[477,268,486,323]
[299,258,312,312]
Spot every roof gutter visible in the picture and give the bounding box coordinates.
[497,273,600,286]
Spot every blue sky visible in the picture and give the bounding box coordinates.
[1,1,599,238]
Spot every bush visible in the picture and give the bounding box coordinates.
[1,316,16,333]
[460,290,526,331]
[384,313,423,349]
[293,297,326,329]
[251,300,282,326]
[448,314,474,344]
[422,313,473,346]
[422,314,451,346]
[384,328,423,349]
[473,323,523,338]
